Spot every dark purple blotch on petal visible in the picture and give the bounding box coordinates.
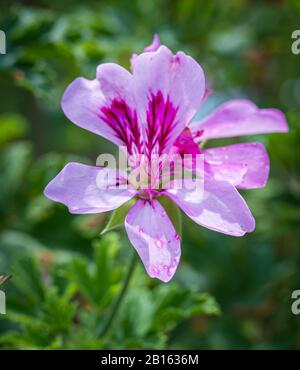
[99,99,142,155]
[145,91,179,156]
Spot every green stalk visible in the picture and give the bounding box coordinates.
[98,251,138,338]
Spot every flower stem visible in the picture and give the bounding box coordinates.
[98,251,138,338]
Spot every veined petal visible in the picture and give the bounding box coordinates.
[62,64,142,153]
[191,99,288,141]
[44,162,136,214]
[125,199,181,282]
[133,45,206,154]
[204,142,270,189]
[164,179,255,236]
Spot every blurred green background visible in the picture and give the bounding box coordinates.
[0,0,300,349]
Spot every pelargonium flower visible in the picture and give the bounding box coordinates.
[44,35,288,282]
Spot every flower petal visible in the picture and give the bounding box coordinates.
[204,142,270,189]
[44,162,136,214]
[164,179,255,236]
[172,127,201,155]
[144,34,161,52]
[61,64,142,152]
[125,199,181,282]
[191,99,288,141]
[133,46,206,153]
[130,34,161,71]
[205,161,247,187]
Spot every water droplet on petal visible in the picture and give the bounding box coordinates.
[155,238,165,248]
[174,233,180,241]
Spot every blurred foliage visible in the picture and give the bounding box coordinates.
[0,233,218,349]
[0,0,300,349]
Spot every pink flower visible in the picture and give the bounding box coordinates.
[44,35,288,282]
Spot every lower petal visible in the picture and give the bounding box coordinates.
[164,179,255,236]
[125,199,181,282]
[44,162,136,214]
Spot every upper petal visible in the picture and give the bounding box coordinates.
[130,34,161,71]
[133,45,206,153]
[143,34,161,52]
[61,64,142,153]
[44,162,136,214]
[125,199,181,282]
[191,99,288,141]
[204,142,270,189]
[164,179,255,236]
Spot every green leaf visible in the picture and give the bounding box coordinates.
[118,289,155,338]
[151,285,220,332]
[101,199,135,235]
[11,254,46,305]
[68,233,121,307]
